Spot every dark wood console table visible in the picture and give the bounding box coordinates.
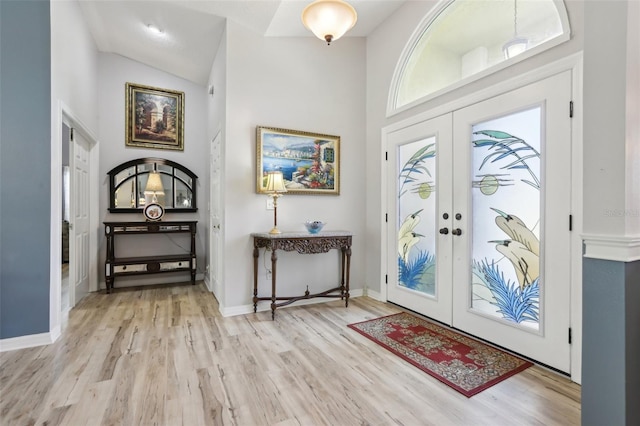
[251,231,352,319]
[104,221,197,293]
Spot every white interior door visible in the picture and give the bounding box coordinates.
[387,114,453,325]
[209,132,223,300]
[386,71,573,372]
[69,129,90,306]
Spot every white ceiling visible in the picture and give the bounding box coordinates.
[78,0,407,85]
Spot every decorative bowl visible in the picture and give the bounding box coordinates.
[304,221,325,234]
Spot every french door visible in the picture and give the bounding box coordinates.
[387,72,572,372]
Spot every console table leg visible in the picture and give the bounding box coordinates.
[271,248,278,320]
[253,246,259,313]
[345,246,352,307]
[340,247,347,300]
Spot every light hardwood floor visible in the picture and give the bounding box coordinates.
[0,283,580,425]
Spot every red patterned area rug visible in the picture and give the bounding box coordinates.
[348,312,532,397]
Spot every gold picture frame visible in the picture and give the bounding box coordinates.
[125,82,184,151]
[256,126,340,195]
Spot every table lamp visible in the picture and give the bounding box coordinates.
[264,171,287,234]
[145,171,165,204]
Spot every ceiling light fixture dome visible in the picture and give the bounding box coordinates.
[503,0,528,59]
[302,0,357,45]
[146,24,165,36]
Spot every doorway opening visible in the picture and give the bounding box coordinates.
[51,105,100,336]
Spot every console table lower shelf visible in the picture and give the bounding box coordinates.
[251,232,352,319]
[104,221,197,293]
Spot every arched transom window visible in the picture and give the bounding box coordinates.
[389,0,570,114]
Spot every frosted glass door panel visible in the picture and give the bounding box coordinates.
[471,107,542,330]
[397,138,437,296]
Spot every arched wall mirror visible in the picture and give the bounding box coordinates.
[108,158,198,213]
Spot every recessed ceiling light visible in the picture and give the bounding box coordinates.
[146,24,164,36]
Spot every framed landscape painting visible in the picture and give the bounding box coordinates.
[125,82,185,151]
[256,126,340,195]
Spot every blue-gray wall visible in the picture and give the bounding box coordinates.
[625,261,640,424]
[582,258,640,425]
[0,0,52,339]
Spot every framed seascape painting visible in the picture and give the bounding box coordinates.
[125,83,185,151]
[256,126,340,195]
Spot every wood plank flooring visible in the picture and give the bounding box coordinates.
[0,283,581,425]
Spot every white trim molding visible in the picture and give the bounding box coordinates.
[0,327,60,352]
[365,289,384,302]
[582,234,640,262]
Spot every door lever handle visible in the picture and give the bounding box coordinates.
[439,227,449,235]
[452,228,462,236]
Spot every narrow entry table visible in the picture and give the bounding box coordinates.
[251,232,352,319]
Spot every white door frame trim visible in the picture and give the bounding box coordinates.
[50,101,100,341]
[380,52,583,382]
[208,131,224,301]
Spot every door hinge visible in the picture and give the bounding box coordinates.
[385,213,388,223]
[70,127,75,141]
[569,101,574,118]
[385,151,388,161]
[385,274,388,284]
[569,214,573,231]
[568,327,572,344]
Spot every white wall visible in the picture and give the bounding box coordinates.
[50,0,99,332]
[583,1,630,237]
[51,0,99,133]
[220,21,367,311]
[625,0,640,237]
[97,53,209,288]
[364,0,586,296]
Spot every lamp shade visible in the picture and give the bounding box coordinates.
[264,171,287,193]
[302,0,357,44]
[145,171,165,194]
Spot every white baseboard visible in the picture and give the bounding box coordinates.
[202,276,213,292]
[365,288,384,302]
[220,289,365,317]
[0,328,60,352]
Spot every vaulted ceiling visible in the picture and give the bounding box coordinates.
[78,0,407,85]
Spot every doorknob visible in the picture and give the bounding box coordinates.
[439,227,449,235]
[452,228,462,236]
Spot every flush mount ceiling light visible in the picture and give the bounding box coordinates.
[301,0,357,45]
[503,0,528,59]
[145,24,165,36]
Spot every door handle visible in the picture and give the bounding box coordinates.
[439,227,449,235]
[452,228,462,236]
